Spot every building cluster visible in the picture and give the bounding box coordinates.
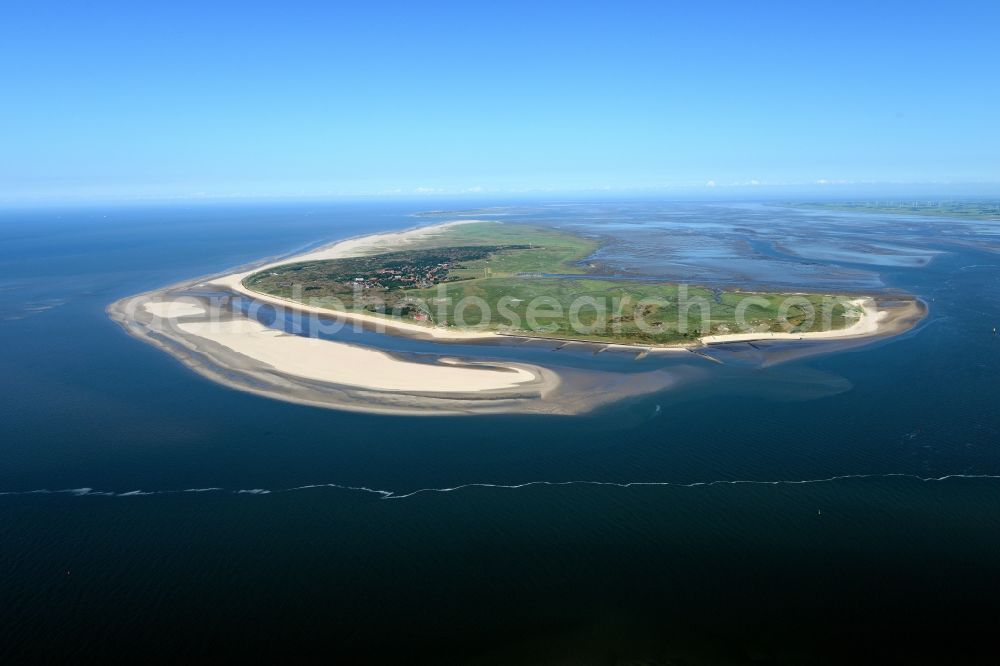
[344,262,453,291]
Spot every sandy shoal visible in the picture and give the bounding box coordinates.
[177,319,536,392]
[143,300,208,318]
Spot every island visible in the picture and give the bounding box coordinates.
[108,219,925,415]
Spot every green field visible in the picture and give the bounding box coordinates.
[244,222,861,345]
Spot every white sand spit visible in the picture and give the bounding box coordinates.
[177,319,536,392]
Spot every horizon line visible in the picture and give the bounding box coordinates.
[4,180,1000,209]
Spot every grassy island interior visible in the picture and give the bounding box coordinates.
[243,222,863,345]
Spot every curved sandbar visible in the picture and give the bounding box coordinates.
[174,318,535,392]
[110,293,581,416]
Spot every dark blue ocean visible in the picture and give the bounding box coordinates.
[2,200,999,663]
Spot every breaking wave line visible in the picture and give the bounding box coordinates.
[1,473,1000,500]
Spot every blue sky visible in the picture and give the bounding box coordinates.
[2,0,998,202]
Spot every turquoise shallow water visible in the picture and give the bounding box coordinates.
[1,200,999,663]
